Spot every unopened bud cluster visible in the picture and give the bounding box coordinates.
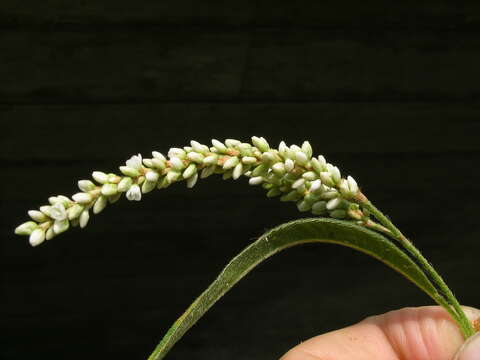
[15,137,364,246]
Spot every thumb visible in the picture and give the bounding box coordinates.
[455,332,480,360]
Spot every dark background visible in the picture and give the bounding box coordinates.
[2,1,480,359]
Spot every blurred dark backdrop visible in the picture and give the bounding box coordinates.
[2,1,480,359]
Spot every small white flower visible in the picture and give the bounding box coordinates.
[190,140,209,154]
[272,162,285,175]
[278,141,288,157]
[211,139,227,153]
[169,156,184,171]
[326,198,341,210]
[28,210,48,222]
[72,192,93,204]
[347,176,358,194]
[241,156,257,165]
[79,210,90,228]
[93,196,108,214]
[119,166,140,177]
[291,178,305,189]
[126,154,143,170]
[67,204,84,220]
[29,228,45,247]
[182,164,197,179]
[92,171,109,184]
[223,157,239,170]
[101,183,118,196]
[203,154,218,165]
[53,219,70,234]
[14,221,38,236]
[295,151,309,166]
[50,203,67,221]
[251,136,270,152]
[186,173,198,188]
[78,180,96,192]
[168,148,186,159]
[301,141,312,159]
[309,179,322,193]
[249,176,264,185]
[141,180,157,194]
[126,184,141,201]
[118,177,133,192]
[225,139,241,147]
[285,159,295,172]
[187,152,204,163]
[327,164,341,183]
[145,170,159,182]
[232,163,243,180]
[200,165,215,179]
[152,151,166,161]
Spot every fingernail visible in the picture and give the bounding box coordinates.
[456,333,480,360]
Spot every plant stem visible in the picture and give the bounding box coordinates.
[356,193,475,338]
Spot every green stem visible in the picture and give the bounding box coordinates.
[357,194,475,338]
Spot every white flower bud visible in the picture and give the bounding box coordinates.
[249,176,264,185]
[79,210,90,228]
[241,156,257,165]
[302,171,317,181]
[238,143,253,156]
[168,148,186,159]
[50,203,67,221]
[326,198,342,210]
[126,184,142,201]
[285,159,295,172]
[327,164,341,183]
[78,180,96,192]
[310,158,323,174]
[15,221,38,235]
[190,140,209,154]
[67,204,84,220]
[187,151,204,163]
[272,162,286,176]
[182,163,197,179]
[266,187,282,197]
[225,139,241,147]
[278,141,288,157]
[101,183,118,196]
[169,156,184,171]
[28,210,48,222]
[40,205,54,217]
[211,139,227,153]
[142,158,154,167]
[126,154,143,169]
[309,179,322,193]
[301,141,313,159]
[166,170,181,183]
[140,180,155,194]
[295,151,309,166]
[347,176,359,194]
[200,165,216,179]
[72,192,92,204]
[223,156,239,170]
[48,196,58,205]
[203,154,219,165]
[152,151,166,161]
[117,177,133,192]
[119,166,140,177]
[29,228,45,246]
[151,158,166,170]
[186,173,198,188]
[53,219,70,234]
[251,136,270,152]
[46,227,56,240]
[108,193,122,204]
[291,178,305,189]
[261,151,275,164]
[319,172,335,187]
[93,196,108,214]
[92,171,109,184]
[322,190,339,200]
[145,170,159,182]
[338,179,350,196]
[317,155,327,167]
[232,163,243,180]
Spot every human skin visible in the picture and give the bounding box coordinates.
[280,306,480,360]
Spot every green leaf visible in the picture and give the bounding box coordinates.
[147,218,444,360]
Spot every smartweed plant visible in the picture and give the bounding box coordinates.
[14,137,479,359]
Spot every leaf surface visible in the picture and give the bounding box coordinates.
[148,218,441,360]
